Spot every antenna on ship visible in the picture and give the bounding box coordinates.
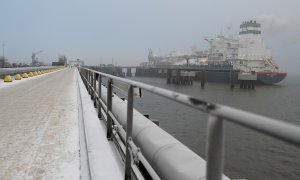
[226,24,232,37]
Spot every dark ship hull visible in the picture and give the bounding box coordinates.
[256,72,287,84]
[195,69,287,85]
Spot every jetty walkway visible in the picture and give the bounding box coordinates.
[0,68,123,180]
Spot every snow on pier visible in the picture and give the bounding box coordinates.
[0,68,122,179]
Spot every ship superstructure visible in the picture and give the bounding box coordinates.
[206,21,277,71]
[204,20,287,84]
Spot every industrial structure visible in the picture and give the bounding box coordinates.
[31,50,44,66]
[52,55,67,66]
[69,59,85,67]
[0,56,5,68]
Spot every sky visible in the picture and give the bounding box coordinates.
[0,0,300,74]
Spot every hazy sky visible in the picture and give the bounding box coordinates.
[0,0,299,73]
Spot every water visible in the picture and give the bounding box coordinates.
[129,75,300,180]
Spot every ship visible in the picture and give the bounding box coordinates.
[145,20,287,85]
[204,20,287,84]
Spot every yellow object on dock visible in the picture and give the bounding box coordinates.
[33,71,38,76]
[4,75,13,82]
[14,74,22,80]
[38,71,42,75]
[22,73,29,78]
[28,72,34,77]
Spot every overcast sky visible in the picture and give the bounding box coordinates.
[0,0,299,73]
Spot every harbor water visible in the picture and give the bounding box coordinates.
[130,75,300,180]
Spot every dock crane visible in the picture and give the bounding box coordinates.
[32,50,44,66]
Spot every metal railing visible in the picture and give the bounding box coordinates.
[79,67,300,180]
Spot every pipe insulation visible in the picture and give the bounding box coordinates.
[99,84,229,180]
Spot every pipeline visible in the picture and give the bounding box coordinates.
[98,84,229,180]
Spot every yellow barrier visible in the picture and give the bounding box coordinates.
[1,68,64,83]
[14,74,22,80]
[4,75,13,82]
[28,72,34,77]
[22,73,29,78]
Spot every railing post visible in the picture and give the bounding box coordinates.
[93,73,97,107]
[91,72,94,100]
[86,70,88,89]
[98,74,102,119]
[107,78,113,140]
[87,71,90,94]
[86,70,88,87]
[125,85,134,180]
[206,115,224,180]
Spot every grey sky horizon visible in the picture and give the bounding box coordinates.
[1,0,300,74]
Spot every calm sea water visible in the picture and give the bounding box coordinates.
[129,75,300,180]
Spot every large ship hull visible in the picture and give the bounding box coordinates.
[194,70,287,85]
[256,72,287,84]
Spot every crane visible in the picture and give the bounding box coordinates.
[32,50,44,66]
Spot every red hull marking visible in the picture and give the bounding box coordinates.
[257,72,287,75]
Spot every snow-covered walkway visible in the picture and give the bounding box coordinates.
[0,68,79,179]
[76,70,123,180]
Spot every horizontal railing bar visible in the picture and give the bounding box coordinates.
[81,67,214,112]
[108,111,126,142]
[81,73,107,122]
[81,67,300,147]
[109,114,146,180]
[213,106,300,146]
[109,111,161,180]
[98,97,107,113]
[132,165,146,180]
[90,88,108,113]
[113,133,126,156]
[128,140,161,180]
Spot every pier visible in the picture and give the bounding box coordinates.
[166,69,195,85]
[0,67,299,180]
[238,72,257,89]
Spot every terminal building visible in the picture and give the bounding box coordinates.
[52,55,67,66]
[69,59,84,67]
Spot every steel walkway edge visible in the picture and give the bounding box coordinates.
[76,70,124,180]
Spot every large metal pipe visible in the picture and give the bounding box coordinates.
[99,85,230,180]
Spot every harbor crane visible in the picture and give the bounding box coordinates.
[32,50,44,66]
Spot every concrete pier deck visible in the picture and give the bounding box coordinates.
[0,68,123,180]
[0,69,79,179]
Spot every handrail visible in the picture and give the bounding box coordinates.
[79,66,300,180]
[80,67,300,146]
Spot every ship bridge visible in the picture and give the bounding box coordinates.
[239,20,261,35]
